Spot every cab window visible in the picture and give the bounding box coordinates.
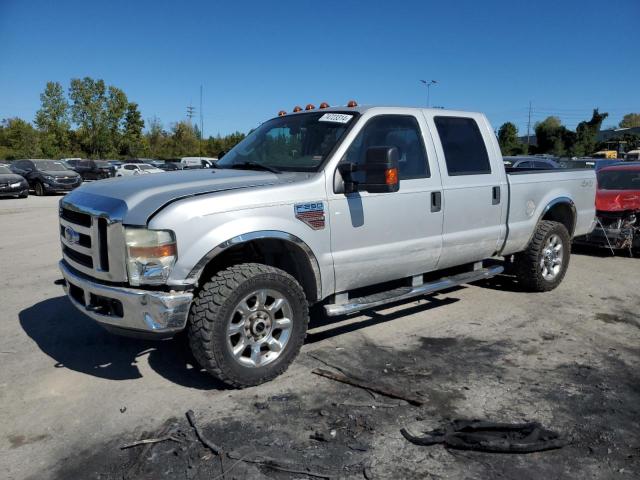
[434,116,491,176]
[342,115,429,182]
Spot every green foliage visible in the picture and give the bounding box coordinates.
[34,81,70,157]
[0,118,41,159]
[619,113,640,128]
[572,109,608,157]
[121,102,145,158]
[534,116,571,156]
[497,122,522,155]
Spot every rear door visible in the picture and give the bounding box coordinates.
[329,112,444,291]
[425,114,506,268]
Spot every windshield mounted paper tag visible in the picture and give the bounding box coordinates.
[318,113,353,124]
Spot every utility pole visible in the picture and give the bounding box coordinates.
[199,85,203,157]
[526,101,532,152]
[420,80,438,107]
[186,104,196,123]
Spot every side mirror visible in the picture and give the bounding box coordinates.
[359,146,400,193]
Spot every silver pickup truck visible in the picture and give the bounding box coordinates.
[57,104,596,387]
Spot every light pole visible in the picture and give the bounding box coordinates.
[419,79,438,107]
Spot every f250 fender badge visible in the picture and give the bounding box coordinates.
[295,202,325,230]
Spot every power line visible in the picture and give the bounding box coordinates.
[186,104,196,122]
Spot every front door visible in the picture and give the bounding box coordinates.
[328,113,444,292]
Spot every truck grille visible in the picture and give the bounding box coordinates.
[56,177,78,184]
[59,204,127,282]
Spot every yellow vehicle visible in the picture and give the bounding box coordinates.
[592,150,618,159]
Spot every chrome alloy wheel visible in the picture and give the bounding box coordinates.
[540,234,564,281]
[227,289,293,368]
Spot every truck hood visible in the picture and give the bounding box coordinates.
[596,189,640,212]
[61,168,297,225]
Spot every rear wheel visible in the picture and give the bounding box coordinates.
[514,220,571,292]
[34,182,45,196]
[188,263,309,388]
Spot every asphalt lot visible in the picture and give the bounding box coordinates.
[1,195,639,480]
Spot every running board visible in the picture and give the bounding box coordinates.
[324,265,503,317]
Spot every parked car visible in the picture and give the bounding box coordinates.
[73,159,115,180]
[180,157,217,169]
[107,160,123,169]
[504,156,560,170]
[115,163,164,176]
[57,104,595,387]
[11,159,82,195]
[0,163,29,198]
[158,162,184,171]
[574,164,640,251]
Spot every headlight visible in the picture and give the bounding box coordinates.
[10,182,22,188]
[125,228,177,286]
[44,175,54,181]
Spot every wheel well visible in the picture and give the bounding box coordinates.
[542,202,575,236]
[198,238,320,303]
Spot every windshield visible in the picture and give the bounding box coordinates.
[94,161,110,167]
[34,160,69,171]
[216,112,357,172]
[0,166,12,174]
[598,170,640,190]
[139,164,154,170]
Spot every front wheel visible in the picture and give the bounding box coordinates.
[514,220,571,292]
[188,263,309,388]
[34,182,45,196]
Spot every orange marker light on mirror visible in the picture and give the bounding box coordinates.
[347,100,358,107]
[385,167,399,185]
[278,110,287,116]
[305,103,315,110]
[319,102,330,109]
[293,105,302,112]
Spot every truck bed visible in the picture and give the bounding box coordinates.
[501,168,596,256]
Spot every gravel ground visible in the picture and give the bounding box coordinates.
[1,195,639,480]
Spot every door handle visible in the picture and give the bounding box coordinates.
[492,186,501,205]
[431,191,442,212]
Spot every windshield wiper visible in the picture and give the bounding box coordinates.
[226,161,281,174]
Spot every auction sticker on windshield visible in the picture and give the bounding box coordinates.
[319,113,353,123]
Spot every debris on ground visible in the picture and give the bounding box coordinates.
[401,419,568,453]
[312,368,425,406]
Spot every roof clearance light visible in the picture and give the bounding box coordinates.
[319,102,330,109]
[347,100,358,107]
[293,105,303,112]
[305,103,315,110]
[278,110,287,116]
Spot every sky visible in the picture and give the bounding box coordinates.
[1,0,639,137]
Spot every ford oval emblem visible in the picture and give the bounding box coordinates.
[64,226,80,244]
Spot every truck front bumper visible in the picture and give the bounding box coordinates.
[59,260,193,338]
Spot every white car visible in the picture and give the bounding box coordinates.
[116,163,164,176]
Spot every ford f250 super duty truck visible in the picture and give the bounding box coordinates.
[57,104,596,387]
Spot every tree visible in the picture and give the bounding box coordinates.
[69,77,109,156]
[619,113,640,129]
[534,116,569,156]
[146,116,166,158]
[1,118,41,159]
[106,86,128,154]
[34,81,70,156]
[572,109,608,157]
[170,121,199,156]
[121,102,145,157]
[497,122,520,155]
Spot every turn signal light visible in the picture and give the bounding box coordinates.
[293,105,302,112]
[319,102,330,109]
[128,243,177,258]
[305,103,315,110]
[347,100,358,107]
[385,168,398,185]
[278,110,287,116]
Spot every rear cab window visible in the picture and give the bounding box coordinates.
[434,116,491,176]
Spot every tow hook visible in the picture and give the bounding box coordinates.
[54,278,67,286]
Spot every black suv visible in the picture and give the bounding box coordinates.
[0,163,29,198]
[10,159,82,196]
[73,159,115,180]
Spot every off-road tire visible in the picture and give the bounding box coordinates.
[514,220,571,292]
[188,263,309,388]
[34,182,45,196]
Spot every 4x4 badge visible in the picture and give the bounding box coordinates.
[294,202,325,230]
